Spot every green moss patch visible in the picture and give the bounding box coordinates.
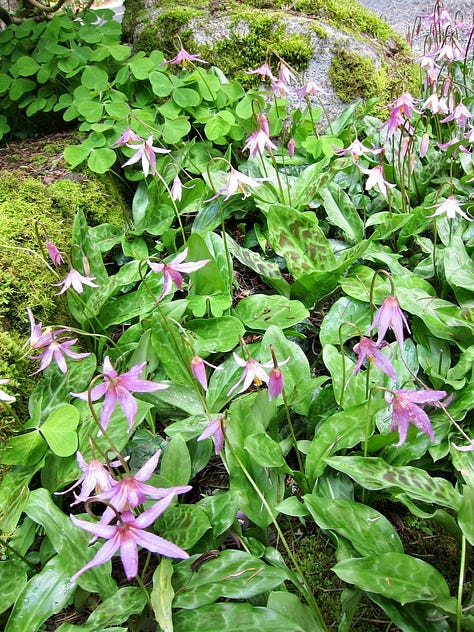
[329,46,389,102]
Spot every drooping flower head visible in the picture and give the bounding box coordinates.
[385,388,447,446]
[227,352,273,396]
[191,355,222,391]
[267,345,289,401]
[147,247,210,300]
[55,268,98,295]
[198,415,226,455]
[56,451,119,506]
[243,114,277,158]
[111,128,142,147]
[428,195,472,221]
[46,239,63,266]
[368,295,410,350]
[353,337,397,380]
[206,167,269,202]
[70,493,188,583]
[245,62,275,81]
[122,136,170,177]
[358,162,395,198]
[72,357,168,433]
[31,334,91,375]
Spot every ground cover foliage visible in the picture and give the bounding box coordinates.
[0,1,474,630]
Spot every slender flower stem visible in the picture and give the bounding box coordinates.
[281,388,306,490]
[224,435,328,631]
[457,534,466,632]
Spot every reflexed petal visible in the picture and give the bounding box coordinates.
[120,534,139,580]
[71,536,120,583]
[133,492,177,528]
[134,530,189,559]
[134,449,161,482]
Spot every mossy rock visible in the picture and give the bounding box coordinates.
[0,133,130,430]
[123,0,415,112]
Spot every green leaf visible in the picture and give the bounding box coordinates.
[160,435,192,486]
[173,603,305,632]
[151,559,174,632]
[318,182,364,242]
[267,205,336,277]
[82,66,109,90]
[13,55,40,76]
[87,147,116,173]
[245,433,288,469]
[149,311,194,385]
[304,401,383,484]
[369,594,453,632]
[4,555,74,632]
[303,495,403,556]
[319,297,371,346]
[39,404,79,457]
[9,77,36,100]
[458,485,474,545]
[326,456,462,510]
[185,317,244,354]
[0,561,27,615]
[0,430,47,466]
[77,99,104,122]
[25,489,117,599]
[444,235,474,292]
[87,587,147,627]
[63,144,91,168]
[333,553,452,606]
[233,294,309,330]
[155,504,211,549]
[204,113,232,140]
[162,117,191,143]
[227,236,290,294]
[267,591,324,632]
[0,465,39,532]
[172,87,202,107]
[198,490,239,537]
[173,550,288,609]
[149,70,173,96]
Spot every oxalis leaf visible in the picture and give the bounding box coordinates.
[332,553,454,608]
[325,456,462,510]
[39,404,79,457]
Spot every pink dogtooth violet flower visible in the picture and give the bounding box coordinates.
[384,388,447,446]
[419,132,430,157]
[287,138,295,158]
[191,355,222,391]
[198,415,226,455]
[122,136,170,177]
[206,167,269,202]
[428,195,472,221]
[72,357,168,434]
[267,345,289,401]
[422,93,449,115]
[55,451,119,506]
[45,239,63,266]
[54,267,98,295]
[358,163,395,198]
[227,352,273,396]
[70,493,189,583]
[27,307,54,350]
[296,80,328,99]
[278,63,297,87]
[245,62,275,81]
[147,247,210,300]
[0,379,15,403]
[333,139,382,162]
[243,114,277,158]
[352,337,397,381]
[31,333,91,375]
[161,47,207,67]
[93,449,191,525]
[170,176,183,202]
[368,295,410,350]
[440,101,472,128]
[111,127,142,147]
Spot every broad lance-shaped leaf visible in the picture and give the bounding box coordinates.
[333,553,455,608]
[0,561,27,615]
[86,587,147,628]
[151,559,174,632]
[267,204,336,277]
[233,294,309,331]
[172,550,288,609]
[325,456,462,510]
[303,495,403,556]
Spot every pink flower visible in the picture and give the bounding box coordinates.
[46,239,63,266]
[0,379,15,403]
[31,335,91,375]
[122,136,170,177]
[27,308,54,350]
[419,132,430,157]
[111,128,142,147]
[227,353,273,396]
[333,139,382,162]
[198,415,226,455]
[385,388,447,446]
[70,493,188,583]
[352,337,397,380]
[94,449,191,525]
[278,63,297,87]
[422,93,449,115]
[72,357,168,433]
[161,48,207,67]
[56,452,118,506]
[55,268,98,295]
[268,367,284,400]
[191,355,221,391]
[287,138,295,158]
[428,195,472,221]
[440,102,472,128]
[147,248,210,300]
[206,167,268,202]
[170,176,183,201]
[243,115,277,158]
[296,80,328,98]
[245,63,275,81]
[359,163,395,198]
[368,295,410,350]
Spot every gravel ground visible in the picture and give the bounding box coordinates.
[357,0,473,43]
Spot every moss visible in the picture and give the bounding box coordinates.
[0,330,33,436]
[135,7,203,54]
[329,46,389,102]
